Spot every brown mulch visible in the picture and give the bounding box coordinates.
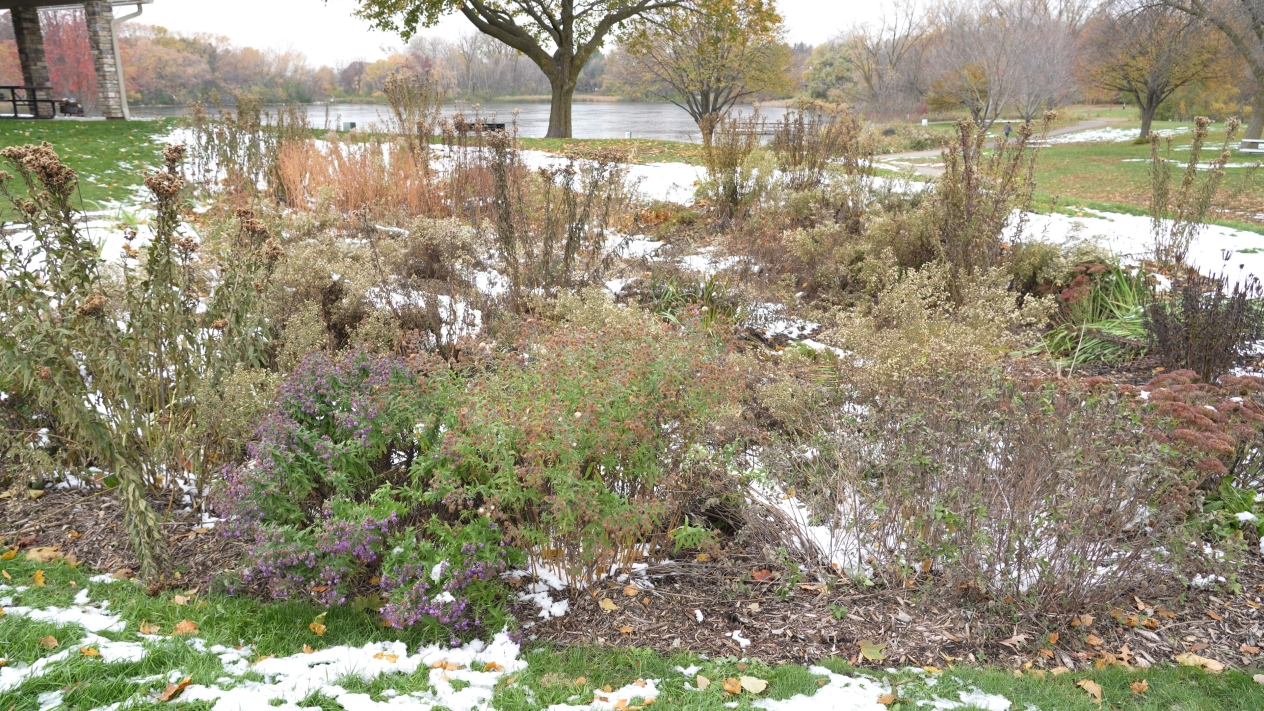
[6,484,1264,675]
[528,551,1264,673]
[0,483,243,586]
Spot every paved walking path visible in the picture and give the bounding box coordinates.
[877,118,1116,177]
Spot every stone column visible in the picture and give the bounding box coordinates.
[83,0,125,119]
[11,8,51,89]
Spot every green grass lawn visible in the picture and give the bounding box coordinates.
[2,556,1262,710]
[0,118,176,212]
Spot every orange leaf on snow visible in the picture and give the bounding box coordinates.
[483,661,504,672]
[303,644,315,654]
[373,652,399,663]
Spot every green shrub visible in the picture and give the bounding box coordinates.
[434,313,738,582]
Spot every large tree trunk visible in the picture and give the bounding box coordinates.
[546,74,576,138]
[1139,102,1157,139]
[1246,88,1264,141]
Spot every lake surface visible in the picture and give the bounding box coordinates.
[130,101,790,143]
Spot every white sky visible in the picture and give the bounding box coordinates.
[137,0,877,68]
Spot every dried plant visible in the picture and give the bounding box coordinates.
[0,143,275,581]
[771,108,870,191]
[1144,268,1264,382]
[383,69,444,160]
[1149,117,1241,269]
[702,111,765,210]
[184,95,310,201]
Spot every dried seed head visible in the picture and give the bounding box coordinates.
[77,292,109,317]
[211,318,229,330]
[34,365,52,381]
[263,238,284,262]
[145,171,185,200]
[162,143,187,169]
[1,143,77,195]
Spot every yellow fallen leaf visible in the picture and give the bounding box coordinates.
[623,585,640,597]
[696,675,710,690]
[172,619,199,636]
[859,639,887,661]
[173,595,190,606]
[634,678,647,687]
[112,568,133,580]
[80,646,100,657]
[878,693,898,706]
[310,611,328,636]
[373,652,399,663]
[695,553,710,562]
[619,625,635,634]
[1175,652,1223,672]
[139,621,161,635]
[28,488,45,500]
[0,548,15,560]
[24,546,62,563]
[1131,679,1148,694]
[723,677,742,694]
[600,598,619,612]
[38,635,58,650]
[483,661,504,672]
[32,570,45,587]
[303,644,315,654]
[613,700,628,711]
[740,676,767,694]
[1050,666,1071,675]
[1085,634,1103,647]
[922,666,942,674]
[1076,679,1102,704]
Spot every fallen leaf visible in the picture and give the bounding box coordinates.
[999,633,1030,649]
[1156,606,1177,619]
[1039,649,1055,659]
[173,595,191,606]
[1131,679,1149,694]
[798,582,827,593]
[574,677,587,685]
[32,570,45,587]
[0,548,15,560]
[139,621,161,635]
[1085,634,1103,647]
[613,700,628,711]
[155,676,191,701]
[309,611,327,636]
[28,488,45,499]
[38,635,58,650]
[172,619,198,636]
[1175,652,1224,672]
[747,602,760,611]
[1076,679,1102,704]
[859,639,887,661]
[922,666,942,674]
[1207,610,1224,622]
[740,676,767,694]
[877,693,898,706]
[619,625,635,634]
[373,651,399,663]
[483,661,504,672]
[80,646,99,657]
[0,570,9,580]
[1050,666,1071,675]
[1048,633,1059,645]
[1254,673,1264,684]
[695,553,710,562]
[696,675,710,690]
[600,598,619,612]
[603,684,613,692]
[254,655,274,664]
[722,677,742,694]
[303,644,314,654]
[751,569,773,582]
[1242,644,1260,655]
[623,585,640,597]
[24,546,62,563]
[311,585,329,593]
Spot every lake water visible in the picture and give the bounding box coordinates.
[130,101,790,143]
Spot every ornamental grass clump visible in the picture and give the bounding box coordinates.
[218,349,519,638]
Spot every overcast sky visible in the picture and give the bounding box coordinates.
[138,0,879,68]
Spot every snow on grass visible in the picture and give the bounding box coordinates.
[751,666,891,710]
[179,632,525,711]
[1041,126,1188,145]
[545,678,662,711]
[1008,208,1264,284]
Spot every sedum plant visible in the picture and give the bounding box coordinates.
[0,143,275,582]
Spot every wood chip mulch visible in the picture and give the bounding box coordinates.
[6,484,1264,674]
[528,552,1264,673]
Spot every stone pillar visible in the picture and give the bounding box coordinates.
[83,0,125,119]
[11,8,52,117]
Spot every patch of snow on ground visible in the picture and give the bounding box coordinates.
[1007,209,1264,286]
[1042,126,1187,145]
[180,632,525,711]
[545,678,662,711]
[2,598,126,633]
[743,302,821,340]
[752,665,890,710]
[680,248,740,277]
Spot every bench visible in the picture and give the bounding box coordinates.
[0,85,58,119]
[454,120,506,133]
[1241,138,1264,155]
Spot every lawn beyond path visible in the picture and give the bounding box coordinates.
[1,556,1263,710]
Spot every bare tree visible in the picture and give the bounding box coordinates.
[1080,5,1225,136]
[1010,0,1079,121]
[847,0,932,117]
[927,0,1025,130]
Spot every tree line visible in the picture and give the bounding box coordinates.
[1,0,1260,140]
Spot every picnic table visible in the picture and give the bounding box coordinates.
[0,85,58,119]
